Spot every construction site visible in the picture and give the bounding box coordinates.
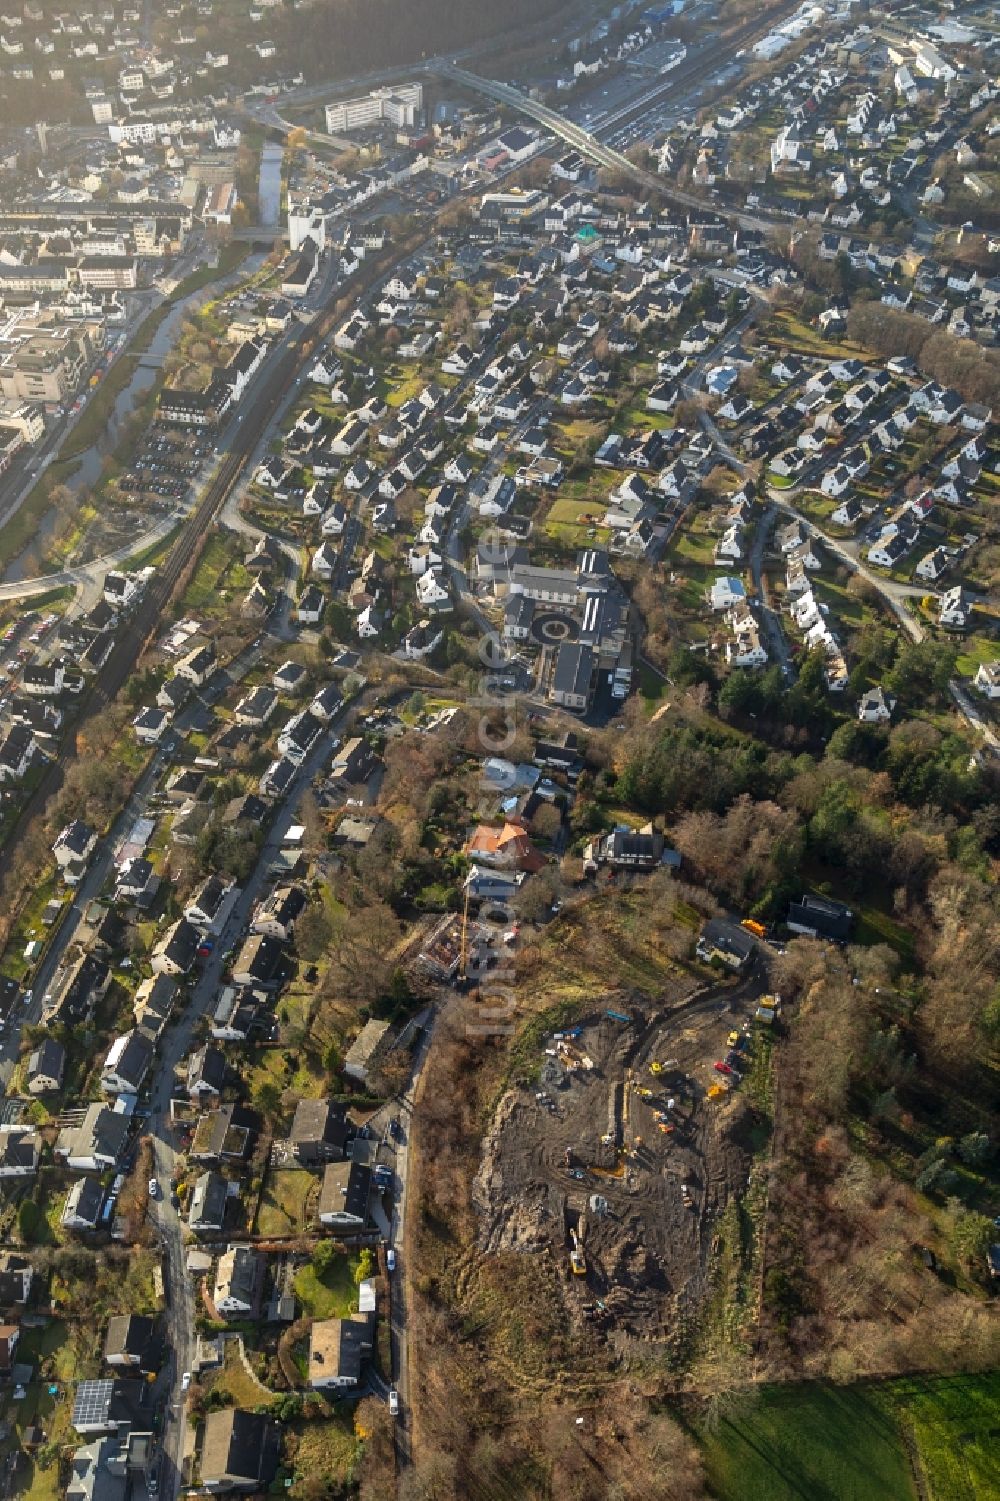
[473,984,778,1343]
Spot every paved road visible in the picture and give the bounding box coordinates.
[681,300,765,464]
[767,490,1000,753]
[0,737,176,1091]
[148,714,348,1501]
[385,1015,434,1449]
[0,509,189,607]
[749,504,793,677]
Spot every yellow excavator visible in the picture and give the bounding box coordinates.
[570,1224,586,1276]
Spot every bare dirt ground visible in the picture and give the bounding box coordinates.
[473,979,765,1348]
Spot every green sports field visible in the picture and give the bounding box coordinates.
[697,1372,1000,1501]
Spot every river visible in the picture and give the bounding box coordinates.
[4,252,265,582]
[259,142,283,228]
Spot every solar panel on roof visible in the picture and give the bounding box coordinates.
[72,1379,113,1425]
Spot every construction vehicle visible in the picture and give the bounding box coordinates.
[638,1087,653,1101]
[755,993,782,1024]
[569,1225,586,1276]
[741,918,767,938]
[707,1082,729,1099]
[649,1058,677,1076]
[557,1040,595,1072]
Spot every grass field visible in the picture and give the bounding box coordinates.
[543,494,612,548]
[854,900,917,963]
[255,1169,316,1236]
[664,523,720,612]
[293,1251,361,1319]
[287,1413,360,1495]
[890,1371,1000,1500]
[764,311,871,363]
[955,633,1000,678]
[697,1374,1000,1501]
[699,1383,917,1501]
[208,1338,275,1407]
[181,530,252,615]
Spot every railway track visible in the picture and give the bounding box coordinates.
[591,0,805,138]
[0,226,434,891]
[0,330,307,887]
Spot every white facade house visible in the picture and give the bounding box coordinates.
[857,686,896,723]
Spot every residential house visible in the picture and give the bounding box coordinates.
[100,1030,154,1097]
[62,1177,106,1232]
[787,894,854,941]
[133,974,176,1036]
[186,1045,226,1103]
[26,1037,65,1095]
[132,707,171,744]
[53,821,97,883]
[857,685,896,723]
[0,1252,32,1312]
[317,1160,371,1229]
[0,725,37,782]
[151,917,200,975]
[189,1104,256,1166]
[277,710,324,765]
[915,546,950,583]
[290,1100,349,1166]
[104,1314,158,1371]
[55,1105,128,1173]
[549,642,594,711]
[251,885,306,942]
[939,585,972,630]
[697,918,756,971]
[343,1020,393,1086]
[200,1409,275,1494]
[308,1315,373,1390]
[213,1246,262,1320]
[188,1171,229,1236]
[184,875,237,935]
[974,661,1000,701]
[230,934,284,990]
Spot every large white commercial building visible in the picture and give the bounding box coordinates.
[325,82,423,134]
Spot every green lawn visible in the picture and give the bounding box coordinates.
[889,1371,1000,1500]
[287,1413,361,1495]
[293,1251,361,1319]
[255,1169,317,1236]
[956,634,1000,678]
[181,531,252,615]
[698,1374,1000,1501]
[852,902,916,963]
[638,662,665,702]
[764,311,871,362]
[698,1383,918,1501]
